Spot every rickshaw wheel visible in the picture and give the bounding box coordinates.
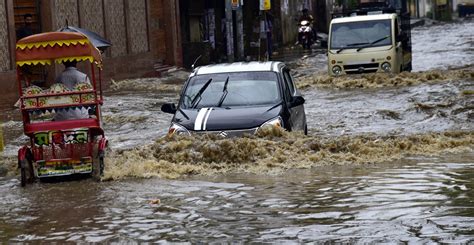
[19,158,34,187]
[20,160,27,187]
[99,156,104,176]
[92,150,105,180]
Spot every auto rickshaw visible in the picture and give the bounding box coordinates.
[16,32,108,186]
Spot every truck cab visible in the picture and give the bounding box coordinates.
[328,3,412,76]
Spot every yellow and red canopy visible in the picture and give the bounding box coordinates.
[16,32,102,67]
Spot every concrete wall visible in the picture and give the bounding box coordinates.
[50,0,150,57]
[0,0,11,72]
[0,0,18,94]
[103,0,128,58]
[47,0,153,85]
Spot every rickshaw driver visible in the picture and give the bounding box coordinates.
[53,61,91,121]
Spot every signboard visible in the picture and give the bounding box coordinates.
[34,129,89,146]
[260,0,271,10]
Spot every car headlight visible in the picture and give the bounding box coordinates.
[381,62,391,72]
[332,65,342,76]
[168,123,191,136]
[258,117,283,131]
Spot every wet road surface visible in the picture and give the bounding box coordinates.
[1,153,472,243]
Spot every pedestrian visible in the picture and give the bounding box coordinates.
[17,14,39,83]
[263,12,273,60]
[17,14,35,40]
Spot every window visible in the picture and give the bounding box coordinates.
[330,19,392,49]
[183,72,281,108]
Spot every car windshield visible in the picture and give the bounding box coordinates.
[182,72,281,109]
[330,19,392,49]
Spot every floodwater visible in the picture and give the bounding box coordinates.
[0,19,473,242]
[0,153,472,243]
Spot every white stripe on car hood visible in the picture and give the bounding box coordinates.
[203,108,213,130]
[194,108,209,131]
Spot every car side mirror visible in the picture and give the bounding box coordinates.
[290,96,305,108]
[161,103,177,114]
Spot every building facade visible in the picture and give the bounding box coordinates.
[0,0,182,95]
[0,0,16,94]
[178,0,311,67]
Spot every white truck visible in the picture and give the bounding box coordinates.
[327,2,412,76]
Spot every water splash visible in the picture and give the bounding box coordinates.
[297,66,474,90]
[103,131,473,181]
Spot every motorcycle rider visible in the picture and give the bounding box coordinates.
[299,8,314,23]
[298,9,316,46]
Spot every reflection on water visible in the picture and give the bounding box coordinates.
[0,153,472,243]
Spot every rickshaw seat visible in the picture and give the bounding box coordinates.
[25,118,100,134]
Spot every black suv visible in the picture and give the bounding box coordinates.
[161,62,307,137]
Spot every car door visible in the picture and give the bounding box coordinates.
[282,68,306,131]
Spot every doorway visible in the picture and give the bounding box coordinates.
[13,0,46,86]
[13,0,41,38]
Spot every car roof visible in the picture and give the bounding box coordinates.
[192,61,283,76]
[331,13,396,24]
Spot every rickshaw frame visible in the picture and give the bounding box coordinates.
[15,32,108,186]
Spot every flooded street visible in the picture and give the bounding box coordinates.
[0,19,473,242]
[1,153,472,243]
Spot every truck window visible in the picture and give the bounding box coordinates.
[330,19,392,49]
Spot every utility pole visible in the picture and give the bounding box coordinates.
[236,6,244,61]
[225,0,234,62]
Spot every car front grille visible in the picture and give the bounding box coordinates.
[194,128,258,138]
[344,63,379,74]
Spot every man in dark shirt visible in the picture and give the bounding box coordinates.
[54,61,91,121]
[17,14,34,40]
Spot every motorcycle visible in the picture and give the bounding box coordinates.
[298,20,314,50]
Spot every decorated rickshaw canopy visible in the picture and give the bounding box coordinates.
[16,32,102,67]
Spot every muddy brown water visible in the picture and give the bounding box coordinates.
[0,153,472,243]
[0,20,473,242]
